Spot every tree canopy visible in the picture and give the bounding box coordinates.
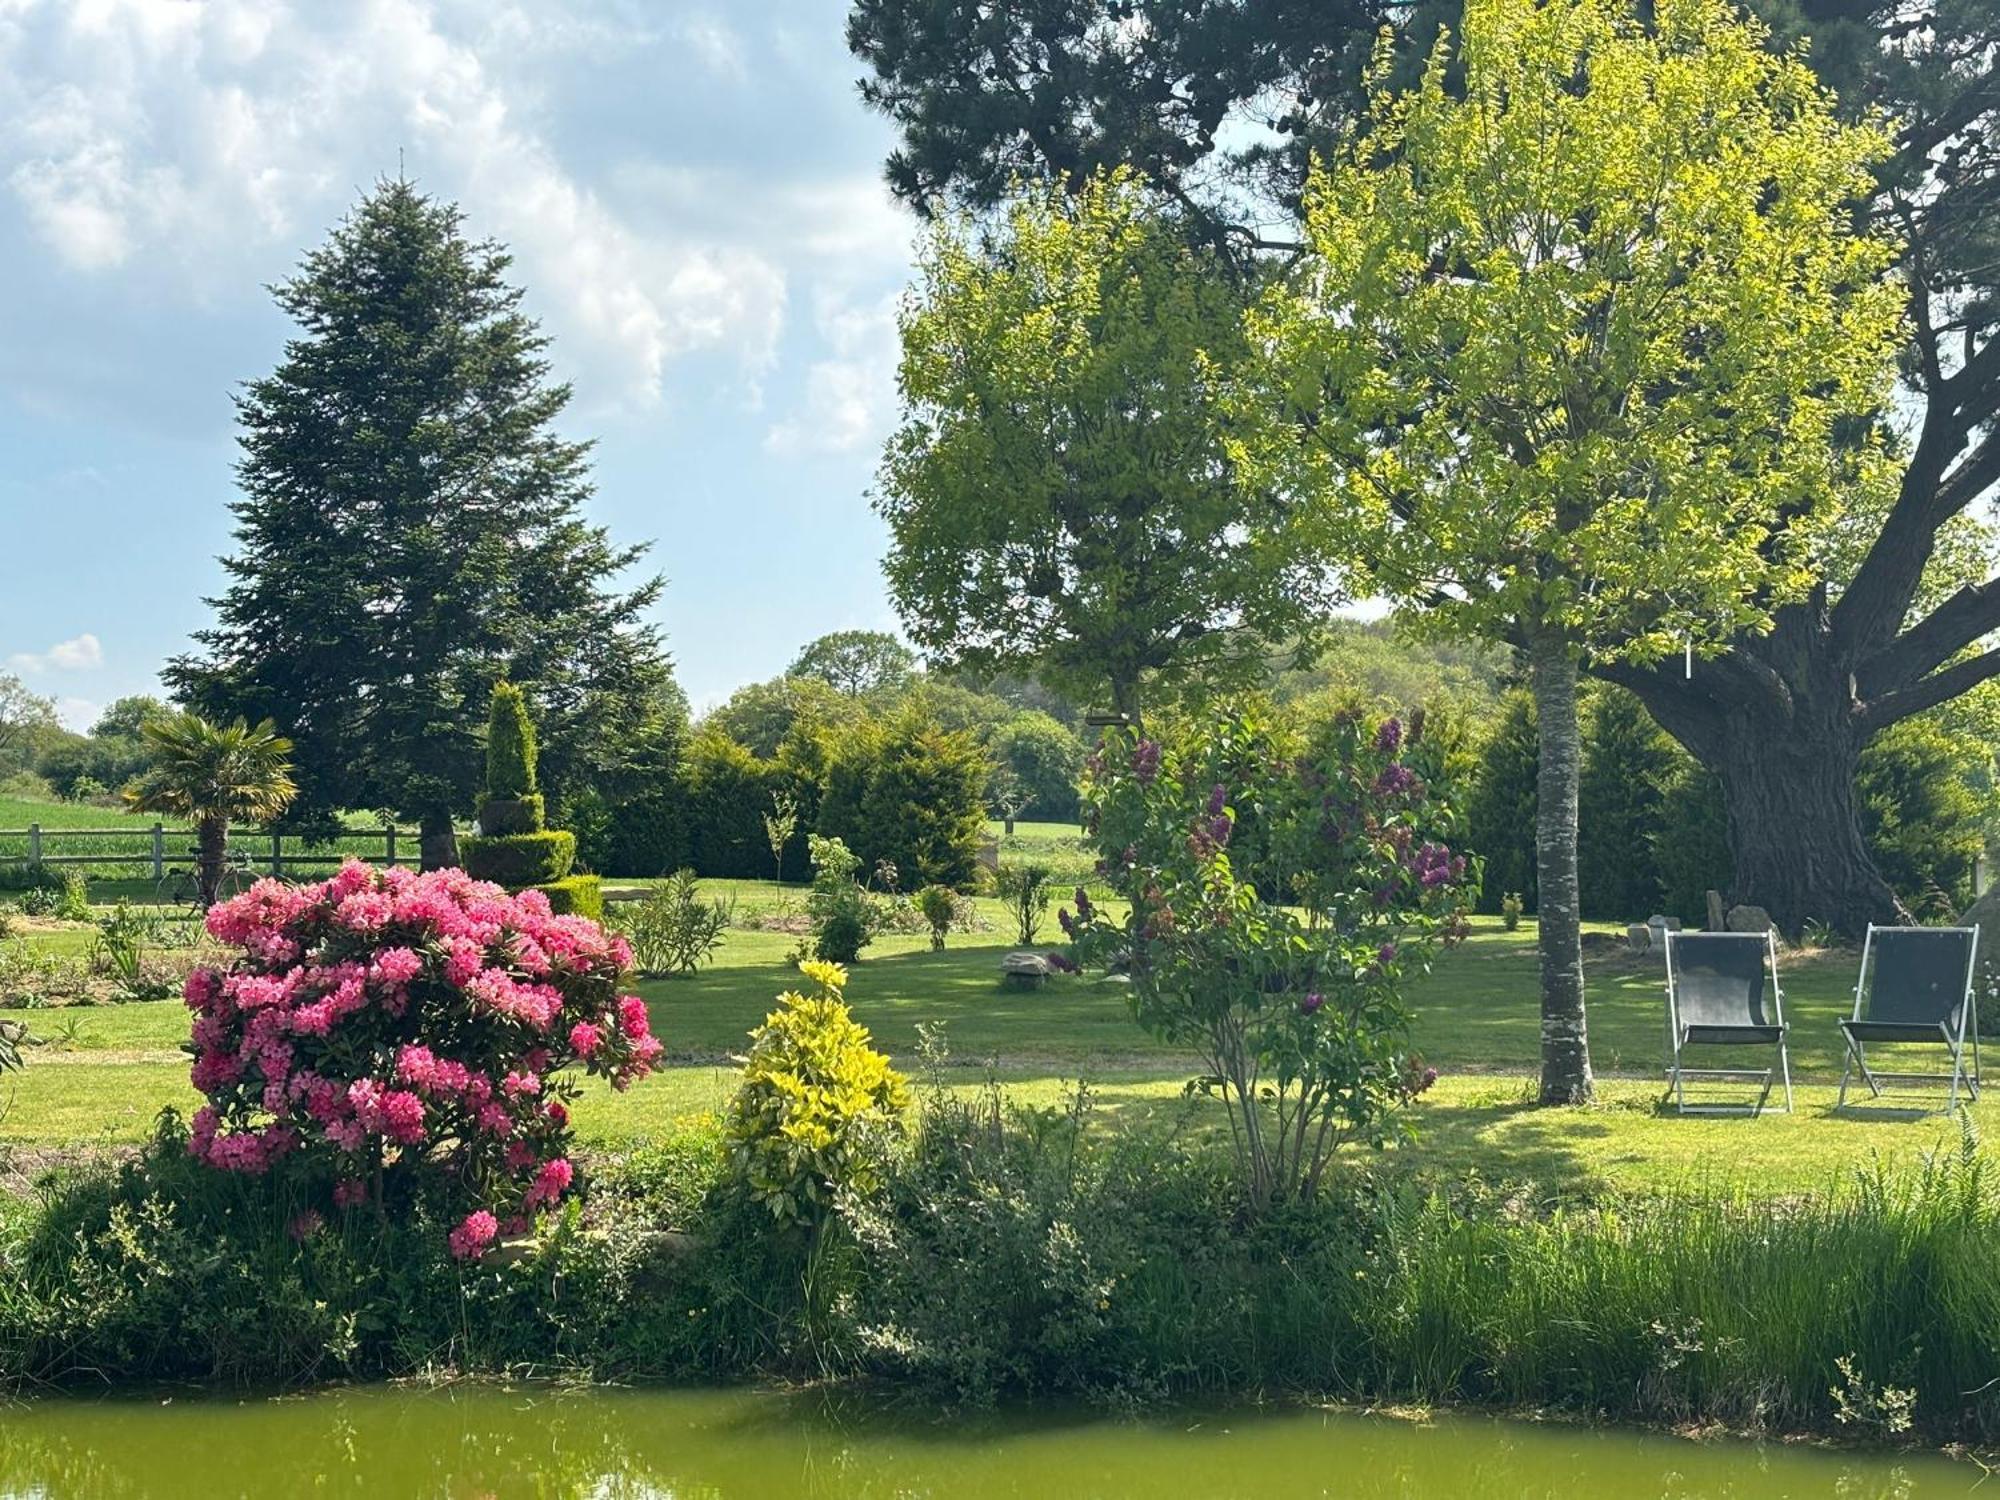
[1241,0,1905,1101]
[879,169,1332,722]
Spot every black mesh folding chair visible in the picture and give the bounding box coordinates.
[1837,925,1981,1113]
[1662,931,1791,1114]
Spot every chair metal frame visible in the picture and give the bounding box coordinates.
[1662,929,1792,1115]
[1836,924,1981,1113]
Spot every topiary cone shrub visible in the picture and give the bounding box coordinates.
[186,860,661,1258]
[462,681,601,913]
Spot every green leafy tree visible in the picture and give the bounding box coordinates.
[1243,0,1904,1102]
[125,712,297,907]
[787,630,917,697]
[879,169,1332,724]
[988,711,1085,823]
[0,674,59,776]
[707,675,867,759]
[166,180,672,868]
[91,696,168,742]
[1653,758,1733,926]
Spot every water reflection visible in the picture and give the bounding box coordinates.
[0,1385,1975,1498]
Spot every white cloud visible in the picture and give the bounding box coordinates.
[0,0,793,406]
[673,13,746,80]
[8,632,103,673]
[765,287,900,457]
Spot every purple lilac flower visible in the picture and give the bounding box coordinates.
[1058,908,1076,937]
[1206,813,1232,848]
[1374,764,1416,796]
[1375,717,1403,755]
[1074,886,1093,918]
[1377,942,1398,966]
[1206,782,1228,816]
[1300,992,1325,1016]
[1131,739,1162,785]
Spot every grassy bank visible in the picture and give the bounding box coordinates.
[3,1093,1997,1447]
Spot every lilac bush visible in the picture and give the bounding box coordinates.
[1065,710,1471,1210]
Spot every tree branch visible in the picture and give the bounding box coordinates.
[1859,572,2000,697]
[1861,645,2000,732]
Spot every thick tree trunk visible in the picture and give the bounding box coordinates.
[1528,631,1593,1106]
[1610,607,1908,940]
[1709,712,1903,937]
[419,809,459,872]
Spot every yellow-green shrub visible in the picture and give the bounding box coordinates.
[725,960,909,1226]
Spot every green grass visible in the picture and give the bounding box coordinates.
[4,909,1992,1197]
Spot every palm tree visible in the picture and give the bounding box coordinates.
[126,712,297,907]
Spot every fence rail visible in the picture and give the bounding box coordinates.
[0,824,409,882]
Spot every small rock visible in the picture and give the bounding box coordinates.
[1625,923,1651,953]
[1705,889,1727,931]
[1725,904,1773,934]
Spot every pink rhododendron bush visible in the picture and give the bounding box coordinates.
[184,860,661,1257]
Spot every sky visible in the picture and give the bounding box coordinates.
[0,0,920,732]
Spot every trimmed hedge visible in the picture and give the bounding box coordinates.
[530,873,603,920]
[477,794,545,836]
[462,829,576,886]
[486,681,538,798]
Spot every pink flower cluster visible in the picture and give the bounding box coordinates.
[185,861,663,1258]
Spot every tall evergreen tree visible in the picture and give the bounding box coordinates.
[168,181,672,867]
[1466,693,1538,917]
[1577,689,1678,921]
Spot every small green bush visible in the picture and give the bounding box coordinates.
[477,793,546,836]
[53,869,91,922]
[725,960,909,1227]
[613,871,730,976]
[917,884,956,951]
[806,834,875,964]
[995,862,1052,945]
[530,873,603,921]
[463,830,576,886]
[1501,892,1523,931]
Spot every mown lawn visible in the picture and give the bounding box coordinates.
[4,903,1988,1198]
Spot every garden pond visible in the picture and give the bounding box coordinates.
[0,1384,1981,1496]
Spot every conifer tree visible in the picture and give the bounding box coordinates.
[169,180,671,866]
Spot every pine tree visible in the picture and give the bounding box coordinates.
[1578,688,1678,921]
[1466,692,1539,916]
[168,180,671,866]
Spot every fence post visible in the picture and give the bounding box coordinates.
[151,823,165,881]
[26,824,39,866]
[270,830,283,878]
[386,825,398,868]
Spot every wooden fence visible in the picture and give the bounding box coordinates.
[0,824,409,882]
